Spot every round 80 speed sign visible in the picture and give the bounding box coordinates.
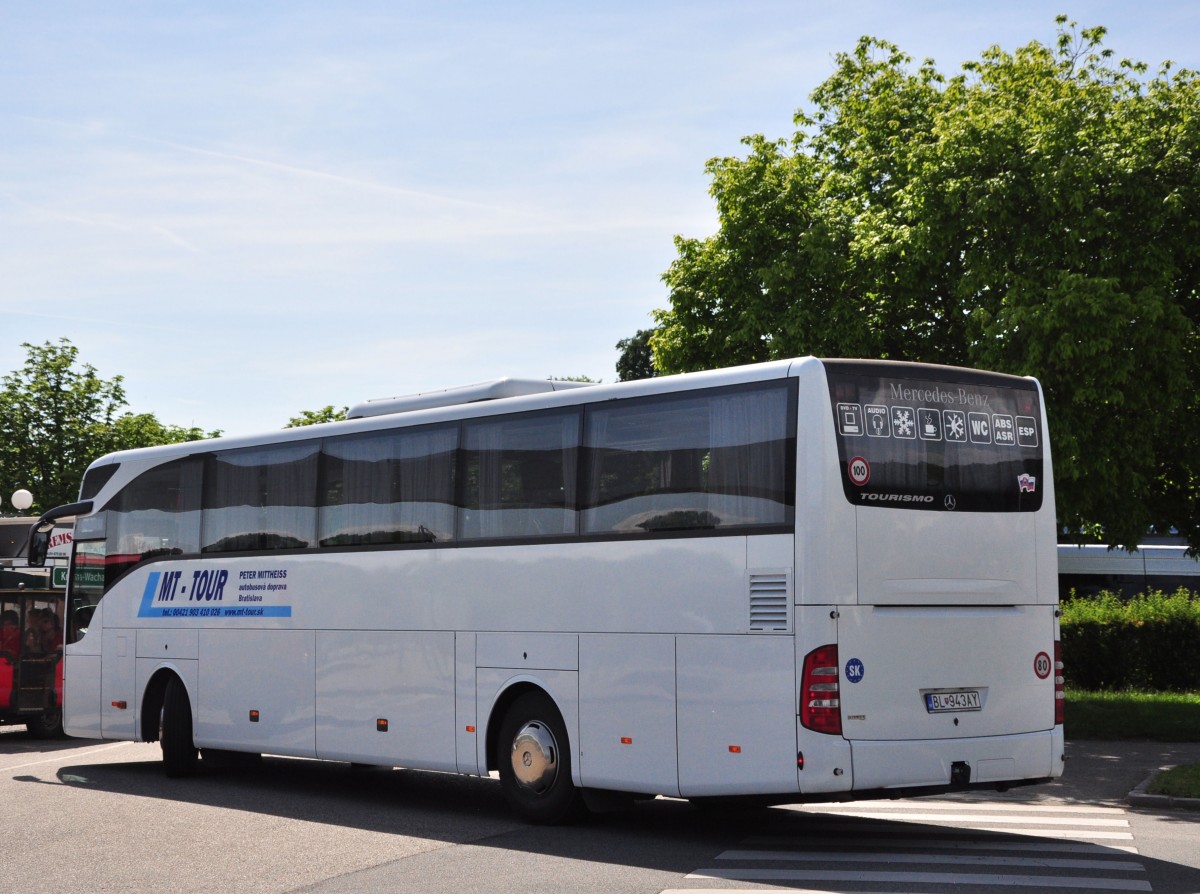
[1034,651,1052,679]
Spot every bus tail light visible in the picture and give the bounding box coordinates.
[800,644,842,735]
[1054,640,1064,725]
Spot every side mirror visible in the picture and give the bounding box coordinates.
[25,500,94,568]
[27,522,53,567]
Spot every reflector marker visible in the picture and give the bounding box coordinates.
[111,701,127,709]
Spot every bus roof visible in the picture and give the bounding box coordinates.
[347,378,594,419]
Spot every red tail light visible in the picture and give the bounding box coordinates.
[800,644,842,735]
[1054,640,1064,725]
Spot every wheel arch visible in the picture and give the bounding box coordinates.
[140,665,187,743]
[485,680,545,773]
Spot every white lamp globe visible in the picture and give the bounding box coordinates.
[10,489,33,512]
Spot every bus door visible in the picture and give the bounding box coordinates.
[10,593,65,714]
[0,594,18,710]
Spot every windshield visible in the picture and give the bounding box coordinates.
[825,361,1044,513]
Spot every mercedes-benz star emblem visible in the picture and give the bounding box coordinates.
[944,495,957,511]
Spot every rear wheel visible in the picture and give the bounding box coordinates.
[160,676,198,777]
[497,691,584,824]
[26,699,64,739]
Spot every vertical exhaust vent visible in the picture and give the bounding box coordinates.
[749,571,791,632]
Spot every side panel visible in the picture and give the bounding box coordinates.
[794,605,854,794]
[197,629,316,756]
[477,633,578,670]
[455,632,478,774]
[578,634,678,796]
[314,630,456,769]
[793,360,860,608]
[63,652,102,738]
[100,628,136,739]
[677,635,798,797]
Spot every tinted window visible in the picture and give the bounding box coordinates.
[826,362,1044,512]
[103,458,202,584]
[582,382,795,534]
[79,463,119,500]
[202,444,319,552]
[320,425,457,546]
[459,411,580,540]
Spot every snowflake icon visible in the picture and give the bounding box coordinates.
[893,408,914,437]
[946,413,966,440]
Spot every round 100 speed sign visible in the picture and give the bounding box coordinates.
[848,456,870,486]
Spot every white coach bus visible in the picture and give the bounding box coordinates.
[31,357,1063,822]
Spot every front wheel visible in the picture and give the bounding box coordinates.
[160,676,198,777]
[497,692,584,824]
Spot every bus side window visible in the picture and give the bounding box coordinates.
[319,424,457,546]
[459,410,580,541]
[105,458,202,585]
[202,444,319,552]
[582,383,794,534]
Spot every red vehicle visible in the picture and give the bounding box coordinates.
[0,572,65,738]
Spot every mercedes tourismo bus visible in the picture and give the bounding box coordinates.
[33,357,1063,822]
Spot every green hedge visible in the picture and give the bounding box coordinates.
[1060,589,1200,692]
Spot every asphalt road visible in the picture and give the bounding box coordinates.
[3,726,1199,894]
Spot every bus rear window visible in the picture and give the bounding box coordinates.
[825,362,1043,513]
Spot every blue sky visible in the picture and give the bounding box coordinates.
[3,1,1197,438]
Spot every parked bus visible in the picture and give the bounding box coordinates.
[1058,539,1200,598]
[31,358,1063,822]
[0,569,65,737]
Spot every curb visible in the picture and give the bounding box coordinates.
[1127,766,1200,812]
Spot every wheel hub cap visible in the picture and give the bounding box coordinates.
[510,720,558,794]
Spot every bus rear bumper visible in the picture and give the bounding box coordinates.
[849,727,1065,791]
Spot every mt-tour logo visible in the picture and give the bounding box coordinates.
[138,568,293,619]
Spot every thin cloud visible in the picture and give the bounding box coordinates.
[2,190,203,254]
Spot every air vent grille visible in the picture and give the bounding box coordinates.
[749,571,791,632]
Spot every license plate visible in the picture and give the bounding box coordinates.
[925,690,982,713]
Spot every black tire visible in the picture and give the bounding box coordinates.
[497,691,584,824]
[160,676,198,778]
[26,700,64,739]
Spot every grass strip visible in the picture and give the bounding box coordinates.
[1145,763,1200,798]
[1064,689,1200,742]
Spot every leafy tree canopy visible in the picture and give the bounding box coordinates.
[0,339,219,513]
[647,18,1200,550]
[285,406,348,427]
[615,329,659,381]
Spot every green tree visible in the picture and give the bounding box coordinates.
[615,329,659,381]
[285,406,348,427]
[107,414,221,453]
[649,18,1200,550]
[0,339,218,513]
